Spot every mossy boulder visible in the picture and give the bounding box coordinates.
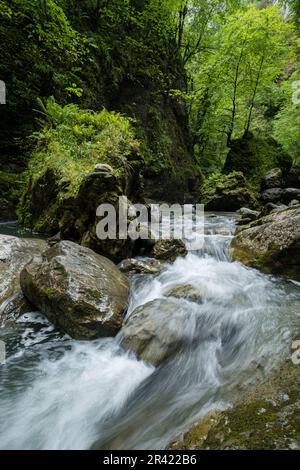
[230,205,300,280]
[224,134,293,188]
[20,240,129,339]
[169,360,300,450]
[200,171,258,211]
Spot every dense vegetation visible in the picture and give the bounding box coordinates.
[0,0,299,222]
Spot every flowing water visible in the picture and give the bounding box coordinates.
[0,214,300,450]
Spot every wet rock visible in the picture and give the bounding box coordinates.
[120,299,190,366]
[118,258,164,275]
[261,168,283,190]
[281,188,300,204]
[0,292,34,324]
[20,241,129,340]
[259,203,285,217]
[0,235,46,319]
[164,284,204,304]
[237,207,260,221]
[261,188,283,204]
[230,206,300,280]
[151,239,187,262]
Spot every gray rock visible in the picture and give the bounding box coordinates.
[151,239,187,262]
[260,203,282,218]
[261,168,283,190]
[119,299,191,366]
[281,188,300,203]
[230,206,300,280]
[289,200,299,207]
[237,207,260,221]
[0,235,46,319]
[261,188,283,204]
[20,241,129,339]
[118,258,164,275]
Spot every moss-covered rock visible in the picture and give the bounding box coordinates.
[200,171,259,211]
[230,205,300,280]
[20,240,129,340]
[168,360,300,450]
[224,133,293,188]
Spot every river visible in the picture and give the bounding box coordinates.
[0,213,299,449]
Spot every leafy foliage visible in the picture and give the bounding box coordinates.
[24,97,141,199]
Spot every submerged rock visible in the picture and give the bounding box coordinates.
[0,235,46,318]
[230,206,300,280]
[164,284,204,304]
[150,239,187,262]
[120,299,190,366]
[20,241,129,339]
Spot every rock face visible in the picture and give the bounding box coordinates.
[120,299,190,366]
[0,235,46,319]
[20,241,129,339]
[150,239,187,262]
[230,206,300,280]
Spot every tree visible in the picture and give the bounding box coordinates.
[190,4,295,171]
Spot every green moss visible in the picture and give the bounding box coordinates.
[224,133,293,188]
[200,171,259,211]
[18,98,142,231]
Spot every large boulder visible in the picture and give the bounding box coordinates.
[20,241,129,339]
[0,235,46,319]
[120,299,192,366]
[230,206,300,280]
